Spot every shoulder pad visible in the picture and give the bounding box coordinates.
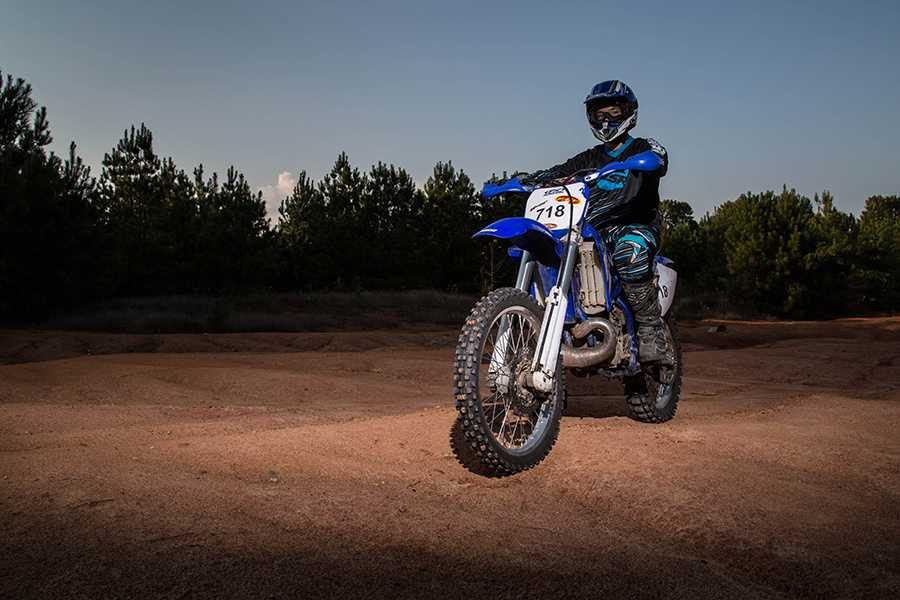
[645,138,667,158]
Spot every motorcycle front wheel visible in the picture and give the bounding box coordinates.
[451,287,564,477]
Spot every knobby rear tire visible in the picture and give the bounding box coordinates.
[451,287,564,477]
[624,314,682,423]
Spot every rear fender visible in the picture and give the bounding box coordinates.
[655,256,677,316]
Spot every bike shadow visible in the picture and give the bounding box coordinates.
[564,377,629,419]
[564,394,629,419]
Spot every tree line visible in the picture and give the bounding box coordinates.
[658,190,898,317]
[1,70,897,322]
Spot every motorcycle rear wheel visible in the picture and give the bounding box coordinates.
[623,314,682,423]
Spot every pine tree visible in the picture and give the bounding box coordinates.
[658,199,695,233]
[316,152,368,287]
[157,157,198,291]
[856,195,900,310]
[279,171,319,242]
[803,191,859,315]
[363,162,422,286]
[196,166,271,291]
[703,187,820,315]
[475,173,523,292]
[98,123,164,295]
[421,161,479,290]
[277,171,321,288]
[657,199,704,287]
[0,70,98,319]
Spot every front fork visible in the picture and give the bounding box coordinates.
[491,229,581,395]
[529,227,581,393]
[488,250,537,394]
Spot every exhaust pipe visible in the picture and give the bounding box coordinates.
[561,318,617,368]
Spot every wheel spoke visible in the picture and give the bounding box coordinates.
[474,304,556,451]
[497,408,509,441]
[489,403,505,428]
[515,318,526,360]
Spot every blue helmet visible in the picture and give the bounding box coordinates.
[584,80,638,143]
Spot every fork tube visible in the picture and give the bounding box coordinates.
[529,227,581,393]
[490,252,534,384]
[556,234,579,294]
[514,251,534,291]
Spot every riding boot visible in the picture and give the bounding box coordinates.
[622,280,673,365]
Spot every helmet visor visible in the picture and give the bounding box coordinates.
[587,102,625,129]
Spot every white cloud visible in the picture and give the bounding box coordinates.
[259,170,297,222]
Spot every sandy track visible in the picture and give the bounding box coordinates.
[1,320,899,599]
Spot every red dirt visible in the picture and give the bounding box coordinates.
[1,318,899,599]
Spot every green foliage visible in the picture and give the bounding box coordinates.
[315,152,368,286]
[660,189,898,317]
[855,195,900,310]
[657,199,705,285]
[278,170,322,285]
[807,191,859,314]
[96,125,272,297]
[98,124,167,294]
[420,161,480,290]
[706,187,819,314]
[658,199,694,231]
[276,157,482,291]
[0,70,99,319]
[1,68,898,322]
[363,162,424,287]
[477,172,524,292]
[194,166,272,292]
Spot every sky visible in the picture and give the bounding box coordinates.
[2,0,899,220]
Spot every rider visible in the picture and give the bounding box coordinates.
[522,80,672,364]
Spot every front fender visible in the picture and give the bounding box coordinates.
[473,217,563,267]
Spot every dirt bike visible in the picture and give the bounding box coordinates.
[451,151,682,477]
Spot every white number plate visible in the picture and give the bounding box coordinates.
[524,183,588,231]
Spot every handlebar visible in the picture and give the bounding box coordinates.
[481,177,531,198]
[481,150,663,198]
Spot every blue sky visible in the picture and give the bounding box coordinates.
[3,0,899,219]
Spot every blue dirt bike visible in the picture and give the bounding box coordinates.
[451,151,682,477]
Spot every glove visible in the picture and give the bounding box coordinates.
[509,171,534,185]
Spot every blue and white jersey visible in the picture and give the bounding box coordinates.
[529,136,667,228]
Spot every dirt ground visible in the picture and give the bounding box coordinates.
[1,318,899,599]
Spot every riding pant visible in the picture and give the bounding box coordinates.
[599,223,659,284]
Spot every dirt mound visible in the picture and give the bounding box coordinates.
[0,328,459,365]
[1,318,898,598]
[3,316,897,365]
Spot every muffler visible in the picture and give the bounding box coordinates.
[561,318,617,368]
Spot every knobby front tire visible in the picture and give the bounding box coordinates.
[451,287,564,477]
